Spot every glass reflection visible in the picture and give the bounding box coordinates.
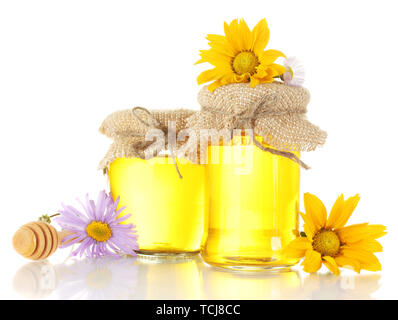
[56,257,139,299]
[300,273,381,300]
[13,260,58,299]
[136,255,202,299]
[12,255,381,300]
[199,261,301,299]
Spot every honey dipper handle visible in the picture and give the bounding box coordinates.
[57,230,77,245]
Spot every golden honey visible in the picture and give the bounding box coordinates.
[108,157,205,256]
[201,135,301,270]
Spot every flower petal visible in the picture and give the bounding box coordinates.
[299,212,316,241]
[322,256,341,275]
[304,193,327,229]
[331,194,360,229]
[238,19,253,51]
[283,237,311,259]
[287,237,312,250]
[223,19,245,52]
[344,239,383,252]
[340,248,382,272]
[302,249,322,273]
[250,77,260,88]
[268,63,286,77]
[251,18,270,53]
[197,67,231,85]
[334,255,361,273]
[208,80,223,92]
[258,49,286,65]
[195,49,233,67]
[325,194,345,229]
[336,223,386,244]
[207,34,237,55]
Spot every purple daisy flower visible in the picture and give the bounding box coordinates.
[55,190,138,258]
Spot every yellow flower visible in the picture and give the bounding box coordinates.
[284,193,386,276]
[196,19,286,92]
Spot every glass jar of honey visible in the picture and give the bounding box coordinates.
[200,134,301,270]
[108,156,205,257]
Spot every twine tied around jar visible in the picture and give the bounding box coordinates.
[130,107,183,179]
[99,83,326,175]
[98,107,196,177]
[202,93,310,169]
[186,82,327,169]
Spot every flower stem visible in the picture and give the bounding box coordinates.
[38,213,60,224]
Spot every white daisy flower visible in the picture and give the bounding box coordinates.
[282,56,305,87]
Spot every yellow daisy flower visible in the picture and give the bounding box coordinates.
[285,193,386,276]
[196,19,286,92]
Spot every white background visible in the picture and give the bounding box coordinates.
[0,0,397,299]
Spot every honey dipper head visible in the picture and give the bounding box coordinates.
[12,227,37,258]
[12,222,59,260]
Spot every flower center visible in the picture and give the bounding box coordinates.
[312,230,340,257]
[86,221,112,242]
[232,51,259,75]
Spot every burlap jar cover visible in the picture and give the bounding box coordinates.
[99,108,199,177]
[99,82,326,173]
[185,82,327,168]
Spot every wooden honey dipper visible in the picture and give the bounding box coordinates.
[12,221,72,260]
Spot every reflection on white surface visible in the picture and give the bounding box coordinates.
[13,260,57,299]
[200,263,301,300]
[56,257,139,299]
[12,255,381,300]
[301,273,381,300]
[12,257,139,300]
[136,255,202,299]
